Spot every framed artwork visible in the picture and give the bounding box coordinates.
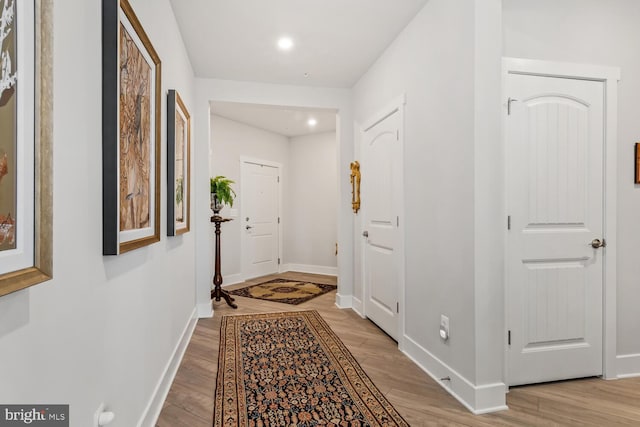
[167,90,191,236]
[102,0,161,255]
[0,0,53,297]
[636,143,640,184]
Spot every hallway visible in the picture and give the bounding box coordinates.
[157,272,640,426]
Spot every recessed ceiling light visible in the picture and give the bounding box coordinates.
[308,118,317,127]
[277,37,294,51]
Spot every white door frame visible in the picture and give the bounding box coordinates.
[502,58,620,382]
[240,156,283,280]
[360,94,406,350]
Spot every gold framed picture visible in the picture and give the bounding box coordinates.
[102,0,161,255]
[0,0,53,297]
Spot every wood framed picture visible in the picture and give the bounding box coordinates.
[0,0,53,297]
[167,90,191,236]
[102,0,161,255]
[635,143,640,184]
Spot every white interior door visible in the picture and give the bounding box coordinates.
[362,110,402,340]
[241,161,280,279]
[506,72,605,386]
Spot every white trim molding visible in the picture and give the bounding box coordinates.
[197,302,213,318]
[281,263,338,277]
[503,57,620,382]
[351,297,365,318]
[361,93,406,132]
[220,273,244,287]
[335,293,353,309]
[137,308,199,427]
[617,354,640,379]
[403,335,508,414]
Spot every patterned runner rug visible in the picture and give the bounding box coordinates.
[214,311,409,426]
[229,278,336,305]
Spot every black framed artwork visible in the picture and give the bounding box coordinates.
[167,90,191,236]
[102,0,161,255]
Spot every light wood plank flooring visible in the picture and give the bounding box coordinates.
[157,272,640,426]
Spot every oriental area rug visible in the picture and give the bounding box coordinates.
[229,278,336,305]
[213,311,409,427]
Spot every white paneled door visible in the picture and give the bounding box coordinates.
[507,73,605,386]
[362,109,402,341]
[241,161,280,280]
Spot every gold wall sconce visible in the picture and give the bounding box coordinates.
[350,161,361,214]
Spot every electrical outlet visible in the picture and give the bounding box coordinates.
[440,315,450,341]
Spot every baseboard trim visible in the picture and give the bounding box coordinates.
[221,273,244,287]
[197,302,213,318]
[137,308,198,427]
[282,263,338,276]
[335,293,353,309]
[402,335,507,414]
[617,353,640,378]
[352,297,365,318]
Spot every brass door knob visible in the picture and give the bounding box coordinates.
[591,238,606,248]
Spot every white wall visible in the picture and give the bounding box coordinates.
[353,0,505,412]
[354,0,476,381]
[194,79,353,313]
[210,115,289,278]
[503,0,640,375]
[473,0,504,391]
[0,1,197,426]
[209,116,337,279]
[286,132,338,270]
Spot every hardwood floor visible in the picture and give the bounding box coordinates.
[157,272,640,426]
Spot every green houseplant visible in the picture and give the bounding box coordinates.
[210,176,236,213]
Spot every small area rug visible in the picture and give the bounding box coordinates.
[213,310,409,427]
[229,278,336,305]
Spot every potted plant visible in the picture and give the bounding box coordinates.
[210,176,236,214]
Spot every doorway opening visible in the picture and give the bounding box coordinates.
[209,101,339,285]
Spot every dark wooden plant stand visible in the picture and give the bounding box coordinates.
[210,215,237,309]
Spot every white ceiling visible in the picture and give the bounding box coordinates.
[211,102,337,137]
[169,0,429,88]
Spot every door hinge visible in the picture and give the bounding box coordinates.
[507,97,518,115]
[396,130,399,140]
[397,216,399,227]
[508,330,511,346]
[278,217,280,224]
[396,302,399,313]
[278,258,281,265]
[507,215,511,230]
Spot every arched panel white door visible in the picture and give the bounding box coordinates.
[507,73,605,386]
[362,110,402,340]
